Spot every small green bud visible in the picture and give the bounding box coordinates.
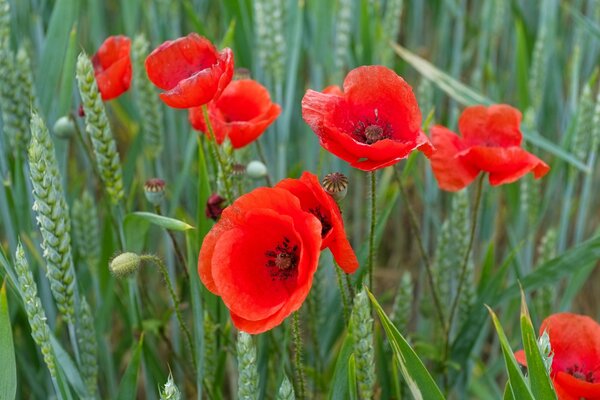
[246,160,268,179]
[110,252,141,278]
[53,116,76,139]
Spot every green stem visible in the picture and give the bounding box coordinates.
[368,171,377,290]
[334,263,350,324]
[202,105,234,202]
[292,312,306,400]
[141,255,197,370]
[154,205,189,280]
[394,169,446,331]
[254,140,273,186]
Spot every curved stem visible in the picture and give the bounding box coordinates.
[368,171,377,290]
[202,105,234,202]
[141,255,196,369]
[292,312,306,400]
[394,169,446,331]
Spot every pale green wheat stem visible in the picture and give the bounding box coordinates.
[334,0,352,78]
[276,374,295,400]
[350,289,375,400]
[71,191,100,267]
[77,298,98,395]
[237,331,260,400]
[132,34,164,158]
[14,242,56,377]
[379,0,403,66]
[390,272,412,333]
[160,373,181,400]
[28,111,78,322]
[572,81,595,163]
[76,52,124,205]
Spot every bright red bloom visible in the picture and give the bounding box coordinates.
[515,313,600,400]
[198,187,322,334]
[275,172,358,274]
[92,35,132,101]
[430,104,550,191]
[145,33,234,109]
[301,65,432,171]
[189,79,281,149]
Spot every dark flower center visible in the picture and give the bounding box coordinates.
[567,365,596,383]
[309,206,332,237]
[265,236,299,281]
[352,110,392,144]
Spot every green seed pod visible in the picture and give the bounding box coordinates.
[246,160,268,180]
[53,116,76,139]
[237,331,260,400]
[109,252,141,278]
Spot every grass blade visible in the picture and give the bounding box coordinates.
[116,334,144,400]
[0,281,16,400]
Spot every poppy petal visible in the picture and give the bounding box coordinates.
[459,145,550,186]
[459,104,523,147]
[430,125,479,191]
[554,372,600,400]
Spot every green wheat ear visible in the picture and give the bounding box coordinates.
[350,288,375,400]
[237,331,260,400]
[75,52,125,205]
[132,34,164,159]
[14,242,57,377]
[77,298,98,395]
[72,190,100,268]
[276,374,295,400]
[28,111,78,322]
[391,271,413,334]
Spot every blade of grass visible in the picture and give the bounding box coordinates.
[0,281,16,400]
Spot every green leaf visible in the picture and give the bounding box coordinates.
[57,26,78,117]
[486,306,534,400]
[519,291,557,400]
[116,334,144,400]
[50,335,90,399]
[367,289,445,400]
[0,282,16,400]
[125,212,195,232]
[391,43,589,172]
[327,333,354,400]
[219,19,237,49]
[348,353,358,400]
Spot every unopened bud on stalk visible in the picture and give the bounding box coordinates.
[144,178,166,206]
[53,116,76,139]
[110,252,141,278]
[322,172,348,201]
[246,160,267,179]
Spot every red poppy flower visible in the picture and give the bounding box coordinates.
[198,187,322,334]
[145,33,234,109]
[430,104,550,191]
[515,313,600,400]
[188,79,281,149]
[92,35,132,101]
[275,172,358,274]
[301,65,432,171]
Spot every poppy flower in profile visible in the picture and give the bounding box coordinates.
[189,79,281,149]
[275,172,358,274]
[198,187,322,334]
[515,313,600,400]
[301,65,432,171]
[430,104,550,191]
[145,33,234,109]
[92,35,132,101]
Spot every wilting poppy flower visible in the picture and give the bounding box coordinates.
[198,187,322,334]
[275,172,358,274]
[430,104,550,191]
[145,33,234,108]
[301,65,432,171]
[515,313,600,400]
[92,35,132,101]
[189,79,281,148]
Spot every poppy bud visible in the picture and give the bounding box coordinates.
[144,178,166,206]
[321,172,348,201]
[110,252,141,278]
[205,193,226,221]
[53,116,76,139]
[246,160,267,179]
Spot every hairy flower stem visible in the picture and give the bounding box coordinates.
[292,312,306,400]
[394,169,446,331]
[202,105,234,202]
[368,172,377,290]
[442,174,484,383]
[140,255,196,370]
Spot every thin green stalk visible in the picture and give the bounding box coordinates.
[292,312,306,400]
[155,205,189,280]
[254,140,273,186]
[345,273,355,301]
[368,172,377,290]
[334,263,350,324]
[141,255,196,370]
[202,105,234,202]
[394,169,446,331]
